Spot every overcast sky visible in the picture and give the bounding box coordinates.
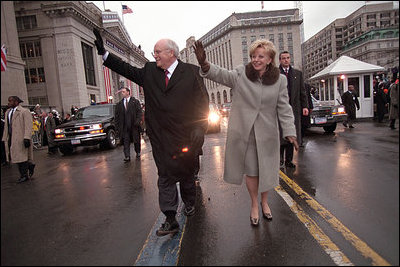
[89,1,368,60]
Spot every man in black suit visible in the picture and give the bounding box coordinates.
[279,51,309,168]
[93,29,209,236]
[115,87,143,161]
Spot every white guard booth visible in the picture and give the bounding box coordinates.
[310,56,385,118]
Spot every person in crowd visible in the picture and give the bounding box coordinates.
[389,76,399,130]
[193,39,297,226]
[63,113,72,124]
[34,104,42,116]
[341,85,360,128]
[93,28,209,236]
[278,51,308,168]
[115,86,143,161]
[2,96,35,183]
[376,81,388,123]
[41,111,57,154]
[301,83,314,146]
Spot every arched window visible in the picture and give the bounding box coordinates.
[211,93,215,104]
[230,89,233,100]
[217,91,221,105]
[223,90,228,103]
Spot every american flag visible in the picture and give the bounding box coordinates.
[1,44,6,72]
[103,66,112,103]
[261,1,264,10]
[122,4,133,14]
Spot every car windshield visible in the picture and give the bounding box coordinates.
[75,105,112,119]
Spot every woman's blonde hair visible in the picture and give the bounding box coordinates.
[249,39,277,67]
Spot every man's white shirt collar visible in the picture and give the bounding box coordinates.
[165,59,178,79]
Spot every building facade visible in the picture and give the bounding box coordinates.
[1,1,28,106]
[302,1,399,83]
[180,9,303,105]
[7,1,147,116]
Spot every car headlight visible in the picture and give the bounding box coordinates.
[208,112,220,123]
[338,107,345,113]
[91,123,102,130]
[55,129,63,134]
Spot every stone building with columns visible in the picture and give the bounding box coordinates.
[2,1,148,117]
[180,9,303,105]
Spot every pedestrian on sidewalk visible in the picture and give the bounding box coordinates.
[194,39,297,226]
[2,96,35,183]
[93,29,209,236]
[341,85,360,128]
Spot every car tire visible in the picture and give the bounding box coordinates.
[323,122,337,133]
[101,129,117,149]
[59,144,74,155]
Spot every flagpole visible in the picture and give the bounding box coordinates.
[121,2,124,24]
[102,1,105,11]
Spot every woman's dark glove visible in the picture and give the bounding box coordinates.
[191,128,205,153]
[93,28,105,55]
[24,139,31,148]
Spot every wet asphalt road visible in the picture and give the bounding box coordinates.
[1,118,399,266]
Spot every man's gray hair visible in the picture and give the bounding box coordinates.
[165,39,179,58]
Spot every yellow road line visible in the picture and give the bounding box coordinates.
[275,185,353,266]
[280,171,391,266]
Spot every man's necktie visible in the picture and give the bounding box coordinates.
[164,69,169,87]
[284,69,289,77]
[124,98,127,110]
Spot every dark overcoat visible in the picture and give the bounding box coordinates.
[104,54,209,183]
[341,91,360,120]
[279,66,308,144]
[115,97,142,143]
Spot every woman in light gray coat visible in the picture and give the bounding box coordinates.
[194,40,298,226]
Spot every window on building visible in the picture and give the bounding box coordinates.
[287,25,291,30]
[241,29,246,34]
[90,94,96,104]
[287,33,292,41]
[26,43,34,58]
[217,91,221,105]
[363,75,371,98]
[16,15,37,30]
[34,41,41,57]
[24,69,30,84]
[260,35,265,39]
[38,67,46,83]
[269,34,274,42]
[259,27,264,32]
[223,90,228,103]
[81,42,96,86]
[250,36,256,43]
[29,68,38,83]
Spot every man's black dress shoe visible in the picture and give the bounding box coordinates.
[349,125,355,128]
[184,205,195,216]
[285,161,296,168]
[155,220,179,236]
[17,176,29,183]
[136,153,141,158]
[123,156,131,162]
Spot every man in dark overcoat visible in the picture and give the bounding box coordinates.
[279,51,309,168]
[115,87,143,161]
[93,29,209,236]
[341,85,360,128]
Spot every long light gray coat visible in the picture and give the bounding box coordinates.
[2,105,33,163]
[201,63,296,192]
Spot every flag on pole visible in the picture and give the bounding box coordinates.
[122,4,133,14]
[103,66,112,103]
[261,1,264,10]
[1,44,6,72]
